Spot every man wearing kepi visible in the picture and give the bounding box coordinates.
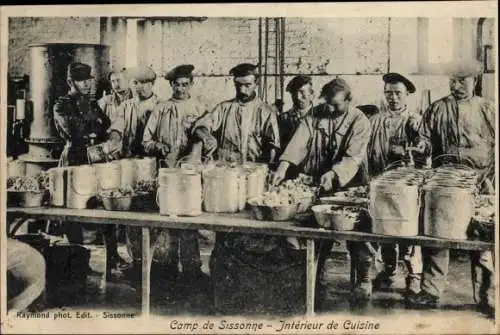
[192,64,303,314]
[142,64,207,283]
[53,62,111,245]
[272,78,373,302]
[367,73,423,296]
[408,59,495,312]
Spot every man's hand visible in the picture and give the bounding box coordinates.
[320,170,336,192]
[272,161,290,186]
[390,145,406,157]
[411,140,426,154]
[155,143,170,158]
[195,128,217,156]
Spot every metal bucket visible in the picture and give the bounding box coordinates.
[157,168,202,216]
[203,167,241,213]
[67,165,97,209]
[47,167,67,207]
[120,158,136,188]
[94,162,121,191]
[423,184,474,240]
[369,179,420,237]
[134,157,157,183]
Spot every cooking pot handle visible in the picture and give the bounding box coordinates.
[432,154,475,169]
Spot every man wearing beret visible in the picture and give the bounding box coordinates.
[102,66,179,282]
[273,77,374,303]
[408,59,495,313]
[142,64,208,283]
[53,62,112,246]
[193,63,295,313]
[192,63,280,163]
[279,75,315,151]
[98,68,134,125]
[367,73,423,297]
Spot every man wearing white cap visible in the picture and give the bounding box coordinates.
[100,66,179,282]
[368,73,423,296]
[105,65,159,158]
[142,64,208,283]
[408,59,495,314]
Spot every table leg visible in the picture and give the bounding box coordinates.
[306,239,317,316]
[141,227,151,316]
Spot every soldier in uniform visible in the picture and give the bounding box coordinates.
[54,62,110,167]
[53,62,124,273]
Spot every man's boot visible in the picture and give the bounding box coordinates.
[373,267,396,292]
[352,258,372,302]
[405,273,421,297]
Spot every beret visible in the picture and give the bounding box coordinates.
[356,104,380,117]
[445,58,483,77]
[67,62,94,81]
[286,75,313,93]
[320,77,351,98]
[166,64,195,81]
[229,63,259,77]
[383,73,416,94]
[127,66,156,83]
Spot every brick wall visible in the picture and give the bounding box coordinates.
[8,17,101,77]
[8,16,494,110]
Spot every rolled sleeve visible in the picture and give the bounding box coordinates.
[331,115,371,187]
[192,103,224,135]
[108,103,126,136]
[263,108,281,150]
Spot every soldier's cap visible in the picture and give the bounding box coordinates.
[286,75,313,93]
[127,66,156,83]
[229,63,260,78]
[383,73,416,94]
[67,62,94,81]
[445,58,483,77]
[320,77,351,98]
[166,64,195,81]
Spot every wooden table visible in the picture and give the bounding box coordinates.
[7,207,494,317]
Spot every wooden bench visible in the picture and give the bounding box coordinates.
[7,207,494,316]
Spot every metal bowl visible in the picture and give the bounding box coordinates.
[8,190,46,208]
[247,198,299,221]
[101,195,133,211]
[311,204,358,230]
[131,192,157,212]
[296,193,316,213]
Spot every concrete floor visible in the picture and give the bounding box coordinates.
[25,232,496,334]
